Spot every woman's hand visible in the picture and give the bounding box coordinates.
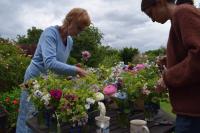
[76,67,87,77]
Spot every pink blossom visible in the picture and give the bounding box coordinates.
[50,89,62,101]
[135,64,146,71]
[81,51,91,61]
[142,88,151,96]
[103,84,117,95]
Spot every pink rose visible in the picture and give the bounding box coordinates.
[103,84,117,95]
[135,64,146,71]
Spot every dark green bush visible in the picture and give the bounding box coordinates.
[0,43,31,92]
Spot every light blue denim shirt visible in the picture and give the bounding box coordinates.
[24,26,77,81]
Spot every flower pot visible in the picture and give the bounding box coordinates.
[144,102,160,121]
[61,124,86,133]
[37,108,57,131]
[0,107,8,133]
[88,110,100,124]
[134,98,145,111]
[116,111,130,128]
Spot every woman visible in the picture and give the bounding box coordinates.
[141,0,200,132]
[16,8,91,133]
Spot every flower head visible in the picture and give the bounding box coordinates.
[95,92,104,101]
[50,89,62,101]
[34,90,43,98]
[135,64,146,71]
[103,84,117,95]
[41,94,51,105]
[86,98,95,104]
[81,51,91,61]
[13,99,19,105]
[113,91,127,99]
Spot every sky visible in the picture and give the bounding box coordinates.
[0,0,173,52]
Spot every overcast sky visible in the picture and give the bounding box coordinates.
[0,0,172,52]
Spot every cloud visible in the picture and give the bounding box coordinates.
[0,0,171,52]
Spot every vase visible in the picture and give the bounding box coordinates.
[134,97,145,111]
[87,110,100,124]
[69,126,82,133]
[144,102,160,122]
[37,108,57,132]
[61,123,85,133]
[117,111,130,128]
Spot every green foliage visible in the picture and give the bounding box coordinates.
[145,47,166,62]
[71,26,103,67]
[0,37,13,44]
[120,72,143,99]
[0,88,21,129]
[120,47,139,64]
[0,42,31,92]
[16,26,43,44]
[67,57,78,65]
[98,46,121,68]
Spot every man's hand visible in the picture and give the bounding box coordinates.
[155,77,167,93]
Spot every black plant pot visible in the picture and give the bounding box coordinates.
[144,102,160,121]
[88,110,100,124]
[61,125,85,133]
[0,106,8,133]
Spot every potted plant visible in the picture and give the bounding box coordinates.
[21,72,103,132]
[0,105,8,132]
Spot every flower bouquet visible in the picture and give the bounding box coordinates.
[21,73,104,132]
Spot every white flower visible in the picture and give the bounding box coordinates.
[85,104,90,110]
[113,91,127,99]
[86,98,95,105]
[95,92,104,101]
[34,90,43,98]
[33,84,40,90]
[142,89,151,95]
[32,80,38,85]
[41,94,51,105]
[143,83,148,90]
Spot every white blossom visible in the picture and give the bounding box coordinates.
[33,84,40,90]
[86,98,95,105]
[34,90,43,98]
[41,94,51,105]
[95,92,104,101]
[85,104,90,110]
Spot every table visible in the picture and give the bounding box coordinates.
[27,109,175,133]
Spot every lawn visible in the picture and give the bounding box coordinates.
[161,102,176,117]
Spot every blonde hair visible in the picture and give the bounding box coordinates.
[63,8,91,27]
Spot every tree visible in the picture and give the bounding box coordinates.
[70,26,103,67]
[120,47,139,64]
[145,47,166,61]
[16,26,43,44]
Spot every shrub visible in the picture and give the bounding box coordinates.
[0,43,31,92]
[17,44,37,57]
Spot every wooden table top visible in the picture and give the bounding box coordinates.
[27,109,175,133]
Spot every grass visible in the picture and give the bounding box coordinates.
[160,102,176,118]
